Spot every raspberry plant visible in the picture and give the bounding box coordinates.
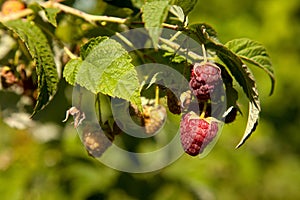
[0,0,275,157]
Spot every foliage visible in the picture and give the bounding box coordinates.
[1,0,299,199]
[0,0,274,146]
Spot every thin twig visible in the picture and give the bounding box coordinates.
[0,8,33,22]
[63,46,77,59]
[0,0,181,33]
[42,1,127,24]
[159,37,203,61]
[162,23,178,30]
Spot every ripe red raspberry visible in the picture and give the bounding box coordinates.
[180,112,219,156]
[189,62,222,101]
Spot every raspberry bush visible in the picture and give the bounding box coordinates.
[0,0,275,158]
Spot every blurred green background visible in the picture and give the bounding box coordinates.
[1,0,300,199]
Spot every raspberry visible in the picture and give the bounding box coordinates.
[189,62,222,101]
[180,112,219,156]
[142,105,166,135]
[82,125,112,158]
[1,0,25,15]
[166,89,181,114]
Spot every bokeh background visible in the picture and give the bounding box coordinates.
[0,0,300,199]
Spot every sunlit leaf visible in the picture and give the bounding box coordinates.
[64,37,141,109]
[225,38,275,95]
[63,58,82,86]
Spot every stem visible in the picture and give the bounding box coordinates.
[201,43,207,63]
[162,23,178,30]
[63,47,77,59]
[42,1,127,24]
[95,94,102,125]
[155,85,159,106]
[169,31,182,42]
[0,1,180,30]
[159,37,204,61]
[199,102,207,119]
[0,8,33,22]
[115,32,134,49]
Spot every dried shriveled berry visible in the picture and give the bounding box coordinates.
[1,66,17,88]
[180,112,219,156]
[142,105,167,135]
[82,126,112,158]
[166,89,181,114]
[189,62,222,101]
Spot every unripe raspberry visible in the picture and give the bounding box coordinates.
[189,62,222,101]
[1,0,25,15]
[180,111,219,156]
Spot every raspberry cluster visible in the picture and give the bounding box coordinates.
[179,62,224,156]
[189,62,222,101]
[180,112,219,156]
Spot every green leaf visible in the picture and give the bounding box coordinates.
[63,58,82,86]
[217,50,260,148]
[216,48,258,106]
[235,66,261,147]
[3,19,59,116]
[66,37,141,109]
[44,7,61,27]
[225,38,275,95]
[169,5,185,24]
[142,0,169,47]
[80,36,108,60]
[173,0,198,15]
[236,101,259,148]
[217,63,240,112]
[217,49,261,136]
